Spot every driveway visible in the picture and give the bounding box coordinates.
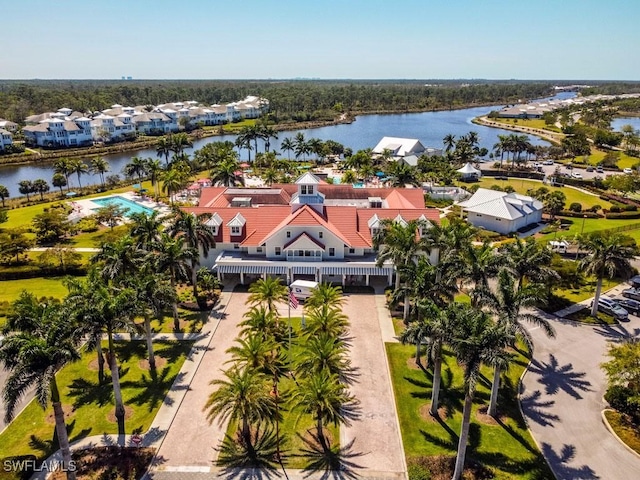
[521,312,640,479]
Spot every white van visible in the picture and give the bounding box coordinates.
[549,240,569,254]
[290,280,319,300]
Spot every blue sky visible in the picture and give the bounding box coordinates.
[2,0,638,80]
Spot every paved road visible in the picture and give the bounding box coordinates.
[521,311,640,479]
[0,366,35,432]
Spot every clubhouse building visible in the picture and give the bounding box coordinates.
[185,173,440,286]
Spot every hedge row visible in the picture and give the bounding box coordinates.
[605,211,640,219]
[0,266,87,281]
[600,193,640,207]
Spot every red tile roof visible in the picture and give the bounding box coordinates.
[186,185,439,248]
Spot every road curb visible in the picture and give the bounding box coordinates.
[600,409,640,460]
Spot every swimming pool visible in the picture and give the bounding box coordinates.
[92,195,155,217]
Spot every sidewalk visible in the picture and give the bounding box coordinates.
[30,283,237,480]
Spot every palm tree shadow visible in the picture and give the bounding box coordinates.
[520,390,560,427]
[67,377,113,409]
[528,354,592,399]
[121,367,184,411]
[216,426,281,480]
[592,324,640,343]
[297,432,365,480]
[541,442,599,479]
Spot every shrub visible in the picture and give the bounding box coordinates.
[568,202,582,212]
[624,204,638,212]
[503,186,515,193]
[589,204,602,213]
[76,217,99,232]
[606,211,640,219]
[490,184,503,191]
[605,385,639,417]
[610,205,622,213]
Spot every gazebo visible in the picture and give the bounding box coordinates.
[457,163,481,181]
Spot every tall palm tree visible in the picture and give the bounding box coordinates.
[295,332,353,385]
[385,161,420,187]
[170,132,193,157]
[156,136,173,166]
[579,232,637,317]
[474,270,554,416]
[0,184,9,207]
[145,158,164,199]
[123,156,148,184]
[68,158,89,189]
[227,333,278,372]
[290,370,359,451]
[239,306,283,342]
[90,157,110,188]
[128,273,175,370]
[153,233,197,331]
[0,292,80,480]
[235,128,254,162]
[461,240,503,298]
[160,167,187,204]
[281,137,294,160]
[304,304,349,338]
[53,158,73,191]
[167,210,217,299]
[263,168,279,186]
[294,132,310,161]
[204,366,277,452]
[443,134,456,152]
[449,305,512,480]
[374,218,428,321]
[247,277,288,317]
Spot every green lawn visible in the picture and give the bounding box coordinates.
[491,118,562,134]
[0,340,192,476]
[386,341,553,479]
[564,308,617,325]
[553,277,618,305]
[0,276,70,303]
[464,177,612,211]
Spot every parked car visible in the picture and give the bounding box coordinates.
[566,163,573,170]
[616,298,640,317]
[543,159,554,165]
[623,168,634,174]
[630,275,640,288]
[586,166,594,172]
[622,287,640,301]
[596,166,604,173]
[571,172,583,179]
[591,297,629,321]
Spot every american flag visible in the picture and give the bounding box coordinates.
[289,290,299,310]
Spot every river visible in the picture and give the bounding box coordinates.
[0,91,587,197]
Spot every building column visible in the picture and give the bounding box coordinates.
[317,269,322,284]
[342,274,346,287]
[387,271,393,286]
[366,274,370,286]
[217,270,221,282]
[262,272,267,280]
[240,272,244,285]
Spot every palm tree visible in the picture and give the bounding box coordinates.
[461,240,503,297]
[341,170,357,184]
[305,304,349,338]
[153,233,197,331]
[53,158,73,191]
[204,366,277,452]
[211,157,243,187]
[295,332,353,385]
[92,235,146,284]
[281,137,294,160]
[129,210,164,250]
[170,132,193,157]
[579,232,637,317]
[123,156,148,184]
[290,370,359,451]
[160,167,187,204]
[386,161,420,187]
[499,237,558,290]
[90,157,110,188]
[32,179,50,201]
[239,306,282,341]
[235,128,254,162]
[294,132,310,161]
[68,158,89,189]
[128,273,175,370]
[263,168,279,186]
[227,333,278,371]
[52,173,67,196]
[305,283,344,309]
[145,158,164,199]
[157,137,173,166]
[450,305,512,480]
[0,292,80,480]
[0,184,9,207]
[374,218,428,321]
[443,134,456,152]
[474,269,554,416]
[167,210,217,299]
[248,277,288,317]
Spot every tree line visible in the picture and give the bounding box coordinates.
[0,80,556,124]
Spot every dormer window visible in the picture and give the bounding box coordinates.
[300,185,314,195]
[231,226,240,235]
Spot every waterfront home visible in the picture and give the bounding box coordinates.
[0,129,13,151]
[184,172,439,286]
[0,119,18,132]
[132,112,178,135]
[91,114,136,142]
[373,136,442,164]
[23,117,93,148]
[458,187,542,234]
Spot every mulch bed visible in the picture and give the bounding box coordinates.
[49,446,155,480]
[45,404,75,424]
[475,405,506,425]
[138,357,167,370]
[419,404,449,422]
[106,406,134,423]
[406,357,425,371]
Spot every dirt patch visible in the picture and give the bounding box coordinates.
[475,405,506,425]
[87,357,108,372]
[106,405,134,423]
[49,446,155,480]
[406,357,425,371]
[45,404,75,424]
[138,357,167,370]
[419,403,449,422]
[407,455,494,480]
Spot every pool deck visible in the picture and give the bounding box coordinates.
[70,191,170,222]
